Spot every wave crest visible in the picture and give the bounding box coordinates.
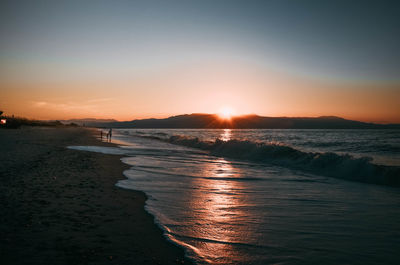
[166,136,400,187]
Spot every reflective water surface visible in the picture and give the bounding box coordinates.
[111,129,400,265]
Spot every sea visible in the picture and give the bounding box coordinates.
[70,129,400,265]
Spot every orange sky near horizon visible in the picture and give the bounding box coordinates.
[1,63,399,124]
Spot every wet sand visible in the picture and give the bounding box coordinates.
[0,127,192,265]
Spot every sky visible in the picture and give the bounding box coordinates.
[0,0,399,123]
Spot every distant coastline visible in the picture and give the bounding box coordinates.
[61,114,400,129]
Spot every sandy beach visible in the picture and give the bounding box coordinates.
[0,127,192,265]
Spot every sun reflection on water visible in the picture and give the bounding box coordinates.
[220,129,232,141]
[188,157,246,263]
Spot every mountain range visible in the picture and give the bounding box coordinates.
[62,114,400,129]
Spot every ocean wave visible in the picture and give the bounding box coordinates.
[169,232,268,249]
[163,136,400,187]
[123,167,264,182]
[300,141,344,148]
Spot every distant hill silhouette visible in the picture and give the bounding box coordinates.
[94,114,400,129]
[60,118,118,126]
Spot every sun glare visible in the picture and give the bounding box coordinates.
[218,107,235,120]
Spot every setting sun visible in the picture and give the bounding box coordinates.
[218,107,236,120]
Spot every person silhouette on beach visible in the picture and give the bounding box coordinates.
[108,128,112,142]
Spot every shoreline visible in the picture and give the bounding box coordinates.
[0,126,192,265]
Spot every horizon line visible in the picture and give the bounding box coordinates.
[46,113,400,125]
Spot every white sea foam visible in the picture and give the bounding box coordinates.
[67,145,128,155]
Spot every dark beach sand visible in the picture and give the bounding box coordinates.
[0,127,192,265]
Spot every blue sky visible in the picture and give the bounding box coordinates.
[1,0,399,80]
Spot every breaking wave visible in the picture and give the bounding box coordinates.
[163,135,400,187]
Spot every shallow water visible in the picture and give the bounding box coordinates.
[70,129,400,264]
